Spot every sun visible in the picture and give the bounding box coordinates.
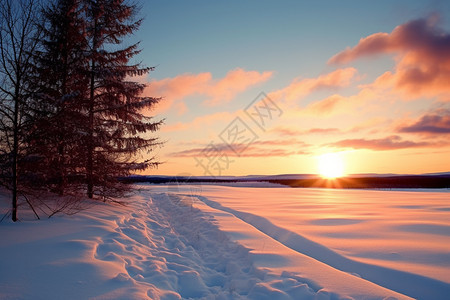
[317,153,345,179]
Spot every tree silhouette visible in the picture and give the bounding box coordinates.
[0,0,162,220]
[0,0,42,221]
[83,0,162,199]
[30,0,89,196]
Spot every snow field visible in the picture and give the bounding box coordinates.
[0,190,322,299]
[2,185,449,299]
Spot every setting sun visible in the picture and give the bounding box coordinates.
[318,153,345,179]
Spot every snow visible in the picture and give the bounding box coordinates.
[1,185,449,299]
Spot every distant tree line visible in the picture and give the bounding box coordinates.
[0,0,162,221]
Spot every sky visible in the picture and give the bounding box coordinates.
[134,0,450,176]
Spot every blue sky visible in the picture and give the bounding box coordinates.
[132,1,450,176]
[139,1,446,77]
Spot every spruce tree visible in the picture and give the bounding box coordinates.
[83,0,162,199]
[30,0,89,195]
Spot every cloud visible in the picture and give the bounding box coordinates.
[273,118,387,138]
[303,87,377,116]
[329,15,450,99]
[273,126,340,136]
[171,146,298,158]
[144,68,272,114]
[399,109,450,135]
[205,69,273,106]
[307,128,341,134]
[327,135,431,151]
[306,94,346,115]
[170,140,310,158]
[144,72,211,114]
[329,32,393,64]
[252,139,310,147]
[347,117,388,134]
[269,68,358,102]
[162,111,236,132]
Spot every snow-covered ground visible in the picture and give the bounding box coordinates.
[1,185,449,299]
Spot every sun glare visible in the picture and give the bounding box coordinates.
[318,153,345,179]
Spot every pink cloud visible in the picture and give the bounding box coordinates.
[303,88,377,116]
[170,140,310,158]
[171,146,299,158]
[306,94,346,115]
[347,117,388,133]
[273,118,387,138]
[273,127,303,136]
[269,68,357,102]
[273,126,340,136]
[399,109,450,135]
[307,128,341,134]
[329,16,450,100]
[162,111,236,132]
[327,135,431,151]
[144,68,273,114]
[329,32,393,64]
[205,69,273,106]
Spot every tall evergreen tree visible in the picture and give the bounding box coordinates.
[30,0,89,195]
[83,0,162,199]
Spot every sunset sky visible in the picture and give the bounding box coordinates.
[135,0,450,176]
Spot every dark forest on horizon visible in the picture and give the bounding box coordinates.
[123,174,450,189]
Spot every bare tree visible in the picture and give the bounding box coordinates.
[0,0,42,221]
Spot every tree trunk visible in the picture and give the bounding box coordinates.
[87,50,95,199]
[87,15,98,199]
[87,65,94,198]
[12,147,18,221]
[12,83,20,222]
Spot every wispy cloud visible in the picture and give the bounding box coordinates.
[162,111,236,132]
[204,69,273,106]
[144,68,272,114]
[307,128,341,134]
[170,140,310,158]
[273,126,341,136]
[305,94,346,115]
[273,117,387,138]
[303,88,377,116]
[171,146,298,158]
[326,135,432,151]
[269,68,358,102]
[329,15,450,100]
